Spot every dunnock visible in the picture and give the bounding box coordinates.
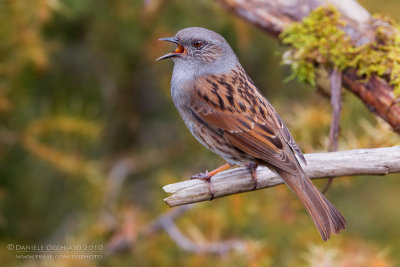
[157,27,345,241]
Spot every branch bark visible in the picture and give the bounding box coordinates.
[216,0,400,134]
[163,146,400,207]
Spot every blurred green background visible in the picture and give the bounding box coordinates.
[0,0,399,266]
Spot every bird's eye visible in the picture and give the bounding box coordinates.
[192,40,203,48]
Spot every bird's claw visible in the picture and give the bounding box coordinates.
[191,171,214,200]
[246,163,259,190]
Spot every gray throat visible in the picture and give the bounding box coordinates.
[170,48,239,101]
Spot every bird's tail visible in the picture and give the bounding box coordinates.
[276,169,346,241]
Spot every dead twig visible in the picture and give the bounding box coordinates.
[107,204,245,255]
[146,205,245,254]
[323,68,342,193]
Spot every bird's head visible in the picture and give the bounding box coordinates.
[156,27,233,66]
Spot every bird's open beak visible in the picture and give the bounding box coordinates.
[156,37,185,61]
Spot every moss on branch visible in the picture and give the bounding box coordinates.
[280,6,400,97]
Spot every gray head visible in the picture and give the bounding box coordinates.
[156,27,237,70]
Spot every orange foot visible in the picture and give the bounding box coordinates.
[191,163,232,200]
[246,162,259,190]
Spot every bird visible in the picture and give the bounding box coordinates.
[157,27,345,241]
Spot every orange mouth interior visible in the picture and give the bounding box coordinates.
[173,44,184,54]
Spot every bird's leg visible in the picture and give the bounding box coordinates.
[246,162,259,190]
[191,163,232,200]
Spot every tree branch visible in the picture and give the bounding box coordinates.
[328,68,342,152]
[163,147,400,207]
[322,68,342,193]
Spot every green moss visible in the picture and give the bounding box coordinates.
[280,6,400,97]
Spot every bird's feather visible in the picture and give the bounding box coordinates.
[189,64,305,173]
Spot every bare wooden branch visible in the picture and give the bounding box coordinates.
[146,205,195,234]
[323,68,343,193]
[106,203,245,255]
[216,0,371,40]
[328,68,342,152]
[141,204,245,255]
[216,0,400,134]
[163,146,400,207]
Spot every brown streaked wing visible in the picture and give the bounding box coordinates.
[267,101,307,165]
[190,71,300,175]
